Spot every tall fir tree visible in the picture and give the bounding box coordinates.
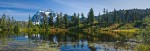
[63,14,68,28]
[88,8,94,26]
[81,13,86,24]
[28,15,32,28]
[42,13,48,29]
[56,13,60,27]
[77,13,80,27]
[49,13,54,27]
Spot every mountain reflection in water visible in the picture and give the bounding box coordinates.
[0,31,144,51]
[61,40,90,51]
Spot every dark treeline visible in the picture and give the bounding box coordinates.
[1,8,150,31]
[32,8,150,31]
[99,8,150,24]
[0,13,20,31]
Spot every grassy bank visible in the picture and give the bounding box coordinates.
[20,28,68,33]
[112,29,139,33]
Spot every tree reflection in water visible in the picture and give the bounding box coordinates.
[0,31,149,51]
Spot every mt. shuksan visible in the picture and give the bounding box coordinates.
[31,10,57,25]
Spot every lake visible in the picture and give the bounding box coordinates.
[0,31,147,51]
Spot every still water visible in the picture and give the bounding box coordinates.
[0,31,146,51]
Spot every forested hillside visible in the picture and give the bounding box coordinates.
[98,8,150,24]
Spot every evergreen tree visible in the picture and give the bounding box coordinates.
[77,13,80,27]
[125,10,129,23]
[56,13,60,27]
[98,12,101,24]
[63,14,68,28]
[42,13,48,29]
[81,13,86,24]
[141,15,150,44]
[72,13,77,26]
[28,15,32,28]
[7,16,11,30]
[105,9,109,23]
[88,8,94,26]
[102,8,106,24]
[49,13,54,27]
[1,13,6,29]
[14,21,19,31]
[59,12,64,28]
[113,8,120,23]
[133,9,138,22]
[11,16,15,29]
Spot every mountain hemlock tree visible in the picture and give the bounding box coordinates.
[125,10,129,23]
[49,13,54,27]
[42,13,48,29]
[105,9,109,23]
[63,14,68,28]
[113,8,118,23]
[103,8,106,24]
[98,12,102,25]
[7,16,11,30]
[1,13,6,29]
[59,12,64,28]
[71,13,77,27]
[56,13,60,27]
[81,13,86,25]
[77,13,80,27]
[14,21,19,31]
[11,16,15,29]
[28,15,32,28]
[88,8,95,26]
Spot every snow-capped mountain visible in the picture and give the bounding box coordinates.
[31,9,73,25]
[31,10,57,25]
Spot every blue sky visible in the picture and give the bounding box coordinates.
[0,0,150,21]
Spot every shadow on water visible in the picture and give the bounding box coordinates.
[0,31,149,51]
